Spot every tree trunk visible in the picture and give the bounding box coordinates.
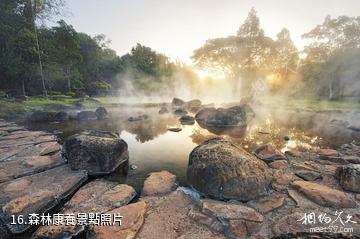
[328,72,338,101]
[67,65,71,93]
[232,76,241,97]
[21,78,26,97]
[31,0,47,97]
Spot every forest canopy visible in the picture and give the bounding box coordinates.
[193,8,360,100]
[0,0,194,97]
[1,2,360,101]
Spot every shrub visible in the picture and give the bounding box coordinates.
[87,80,112,91]
[0,90,6,98]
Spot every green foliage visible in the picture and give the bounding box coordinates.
[122,44,174,78]
[118,44,176,93]
[192,8,297,96]
[0,1,192,97]
[88,80,112,91]
[300,15,360,100]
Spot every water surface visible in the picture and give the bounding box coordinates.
[24,105,357,191]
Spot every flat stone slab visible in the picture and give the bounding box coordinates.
[0,130,52,141]
[0,120,15,128]
[0,140,61,162]
[139,191,224,239]
[87,201,147,239]
[251,194,285,213]
[0,121,61,163]
[318,148,339,157]
[0,134,57,149]
[0,145,33,162]
[33,179,136,238]
[11,141,62,158]
[0,154,66,183]
[269,160,288,169]
[0,126,25,133]
[141,170,177,196]
[292,180,356,208]
[0,165,87,235]
[200,199,264,222]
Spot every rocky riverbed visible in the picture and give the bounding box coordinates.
[1,104,360,239]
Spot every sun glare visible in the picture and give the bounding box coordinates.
[266,73,282,86]
[195,68,226,81]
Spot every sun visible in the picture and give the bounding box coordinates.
[266,73,283,87]
[194,68,226,81]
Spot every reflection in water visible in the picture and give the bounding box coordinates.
[196,120,247,138]
[122,113,178,143]
[24,105,359,191]
[191,114,323,153]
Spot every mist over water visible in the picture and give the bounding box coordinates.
[25,101,360,191]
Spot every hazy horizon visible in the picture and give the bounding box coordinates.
[54,0,360,63]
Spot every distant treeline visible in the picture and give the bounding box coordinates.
[1,1,360,100]
[0,0,197,97]
[193,8,360,101]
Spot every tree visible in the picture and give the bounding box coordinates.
[119,44,175,93]
[301,15,360,100]
[0,0,39,96]
[270,28,299,91]
[23,0,66,96]
[192,8,273,97]
[52,20,81,92]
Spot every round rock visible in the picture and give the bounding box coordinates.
[142,171,177,196]
[95,107,108,120]
[187,138,272,201]
[63,130,129,176]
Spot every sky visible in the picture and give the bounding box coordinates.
[61,0,360,64]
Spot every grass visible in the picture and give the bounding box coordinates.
[260,97,360,112]
[0,99,27,118]
[0,95,122,119]
[0,95,93,119]
[25,95,78,108]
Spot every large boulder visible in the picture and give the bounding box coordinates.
[186,99,202,109]
[158,106,169,114]
[27,111,54,122]
[171,97,185,107]
[95,107,108,120]
[128,114,148,121]
[338,164,360,193]
[27,110,68,122]
[179,115,195,125]
[186,99,202,112]
[54,111,69,121]
[187,138,272,201]
[63,130,129,176]
[77,110,97,121]
[195,105,254,128]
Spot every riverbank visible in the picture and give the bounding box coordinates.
[1,96,360,120]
